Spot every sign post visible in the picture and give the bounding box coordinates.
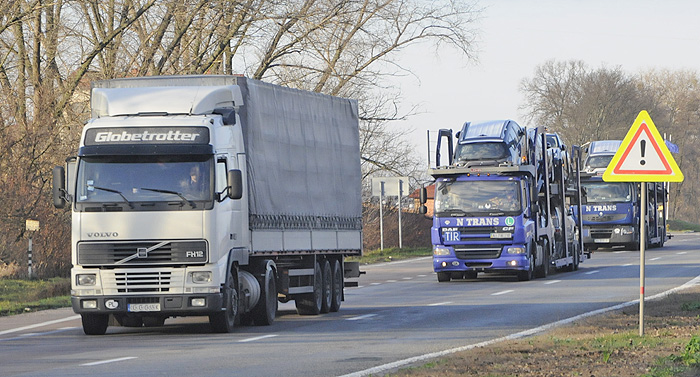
[25,219,40,279]
[602,110,683,336]
[371,177,410,251]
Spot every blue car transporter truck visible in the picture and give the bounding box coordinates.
[419,121,585,282]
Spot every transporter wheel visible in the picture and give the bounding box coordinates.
[82,314,109,335]
[437,272,451,282]
[209,269,239,333]
[252,264,277,326]
[320,260,333,314]
[330,259,343,312]
[535,240,550,278]
[296,261,323,315]
[517,244,535,281]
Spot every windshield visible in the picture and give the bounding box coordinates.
[585,155,613,169]
[434,179,522,215]
[583,182,632,203]
[455,142,509,162]
[75,155,214,211]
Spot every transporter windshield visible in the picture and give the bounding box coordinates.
[583,182,632,203]
[455,142,509,162]
[75,155,214,211]
[434,180,522,216]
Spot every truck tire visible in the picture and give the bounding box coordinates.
[330,259,343,312]
[437,272,451,282]
[296,261,323,315]
[210,269,238,333]
[535,240,550,278]
[82,313,109,335]
[517,245,535,281]
[252,265,277,326]
[320,260,332,314]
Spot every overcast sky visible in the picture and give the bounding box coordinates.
[392,0,700,168]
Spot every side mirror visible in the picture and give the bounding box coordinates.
[53,166,66,208]
[419,205,427,215]
[419,186,427,204]
[227,169,243,200]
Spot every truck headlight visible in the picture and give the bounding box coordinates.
[76,274,96,286]
[433,246,452,256]
[620,226,634,235]
[506,246,526,254]
[190,271,212,284]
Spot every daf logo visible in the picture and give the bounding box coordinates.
[87,232,119,238]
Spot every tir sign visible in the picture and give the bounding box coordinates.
[602,110,683,183]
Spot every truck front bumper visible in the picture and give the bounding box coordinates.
[71,293,224,317]
[433,254,530,273]
[582,225,635,246]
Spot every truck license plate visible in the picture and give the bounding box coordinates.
[128,303,161,312]
[490,233,511,239]
[594,238,610,243]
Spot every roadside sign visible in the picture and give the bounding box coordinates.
[602,110,683,182]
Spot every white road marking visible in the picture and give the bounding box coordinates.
[428,302,452,307]
[0,327,79,342]
[623,263,634,267]
[370,283,382,286]
[544,280,561,285]
[417,275,427,277]
[650,257,662,261]
[491,290,514,296]
[346,314,377,321]
[386,280,397,283]
[238,334,278,343]
[0,315,80,336]
[585,270,600,275]
[613,250,628,254]
[678,252,688,255]
[81,357,137,366]
[402,277,413,280]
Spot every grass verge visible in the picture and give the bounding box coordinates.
[0,277,71,316]
[348,246,431,264]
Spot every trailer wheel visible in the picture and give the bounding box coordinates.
[210,269,238,333]
[296,261,323,315]
[437,272,451,282]
[252,264,277,326]
[320,260,333,314]
[81,313,109,335]
[330,259,343,312]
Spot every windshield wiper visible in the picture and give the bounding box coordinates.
[140,187,196,208]
[438,209,469,217]
[92,186,134,209]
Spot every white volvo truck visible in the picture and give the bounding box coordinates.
[53,75,363,335]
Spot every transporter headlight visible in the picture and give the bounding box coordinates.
[190,271,212,284]
[76,274,96,286]
[433,246,452,256]
[620,226,635,235]
[506,246,527,254]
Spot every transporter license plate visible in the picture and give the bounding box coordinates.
[594,238,610,243]
[490,232,511,239]
[128,303,160,312]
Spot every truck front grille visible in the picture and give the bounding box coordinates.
[454,245,502,259]
[78,240,207,267]
[101,269,185,294]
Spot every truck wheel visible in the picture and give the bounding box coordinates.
[296,262,323,315]
[82,313,109,335]
[320,260,332,314]
[252,265,277,326]
[330,259,343,312]
[517,245,535,281]
[437,272,451,282]
[210,269,238,333]
[535,240,550,278]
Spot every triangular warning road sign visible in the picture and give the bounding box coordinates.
[603,110,683,182]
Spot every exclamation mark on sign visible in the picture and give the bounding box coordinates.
[640,140,646,166]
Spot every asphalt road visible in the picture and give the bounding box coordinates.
[2,232,699,377]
